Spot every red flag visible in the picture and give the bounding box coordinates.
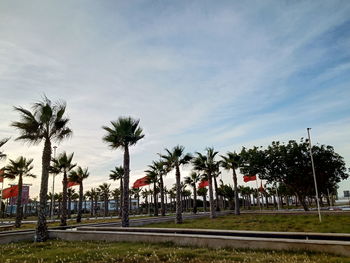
[2,185,19,199]
[67,181,79,188]
[243,175,257,183]
[133,176,150,188]
[198,180,209,189]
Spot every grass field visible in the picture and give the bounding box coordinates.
[0,240,349,263]
[143,213,350,233]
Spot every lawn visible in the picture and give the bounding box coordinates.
[0,240,349,263]
[143,213,350,233]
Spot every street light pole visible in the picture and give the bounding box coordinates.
[307,128,322,223]
[50,146,57,220]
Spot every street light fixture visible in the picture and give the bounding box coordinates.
[307,128,322,223]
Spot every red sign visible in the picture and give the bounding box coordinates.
[133,176,150,188]
[243,175,257,183]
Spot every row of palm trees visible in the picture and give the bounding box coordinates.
[1,96,242,241]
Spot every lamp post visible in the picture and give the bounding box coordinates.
[307,128,322,223]
[50,146,57,220]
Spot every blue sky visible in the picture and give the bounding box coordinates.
[0,0,349,197]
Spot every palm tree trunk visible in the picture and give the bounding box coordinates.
[77,182,83,223]
[90,198,94,216]
[159,175,165,216]
[67,189,72,219]
[35,139,51,242]
[232,170,240,215]
[119,178,123,217]
[175,164,182,224]
[60,171,68,226]
[208,173,216,218]
[193,186,197,214]
[104,198,108,217]
[203,194,207,211]
[122,145,130,227]
[213,175,220,212]
[15,175,23,228]
[153,182,158,216]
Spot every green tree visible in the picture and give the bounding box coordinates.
[12,97,72,241]
[102,117,144,227]
[160,146,192,224]
[192,147,218,219]
[184,172,201,214]
[51,152,76,226]
[109,166,124,217]
[220,152,241,215]
[3,156,36,227]
[69,166,89,223]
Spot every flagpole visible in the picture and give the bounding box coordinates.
[50,146,57,221]
[307,128,322,223]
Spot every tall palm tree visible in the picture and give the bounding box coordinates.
[148,160,170,216]
[98,183,111,217]
[69,166,89,223]
[11,97,72,241]
[192,147,218,219]
[160,146,192,224]
[221,152,241,215]
[3,156,36,227]
[102,117,144,227]
[184,172,201,214]
[51,152,76,226]
[145,170,158,216]
[109,166,124,217]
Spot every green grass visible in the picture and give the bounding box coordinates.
[0,240,349,263]
[144,213,350,233]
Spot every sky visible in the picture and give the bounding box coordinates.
[0,0,349,199]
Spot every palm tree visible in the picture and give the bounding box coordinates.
[98,183,111,217]
[51,152,76,226]
[192,147,219,219]
[67,188,77,218]
[0,138,10,160]
[148,160,170,216]
[111,188,121,215]
[85,189,94,216]
[184,172,201,214]
[3,157,36,227]
[160,146,192,224]
[132,187,141,213]
[12,97,72,241]
[221,152,241,215]
[197,187,208,211]
[109,166,124,217]
[145,170,158,216]
[102,117,144,227]
[69,166,89,223]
